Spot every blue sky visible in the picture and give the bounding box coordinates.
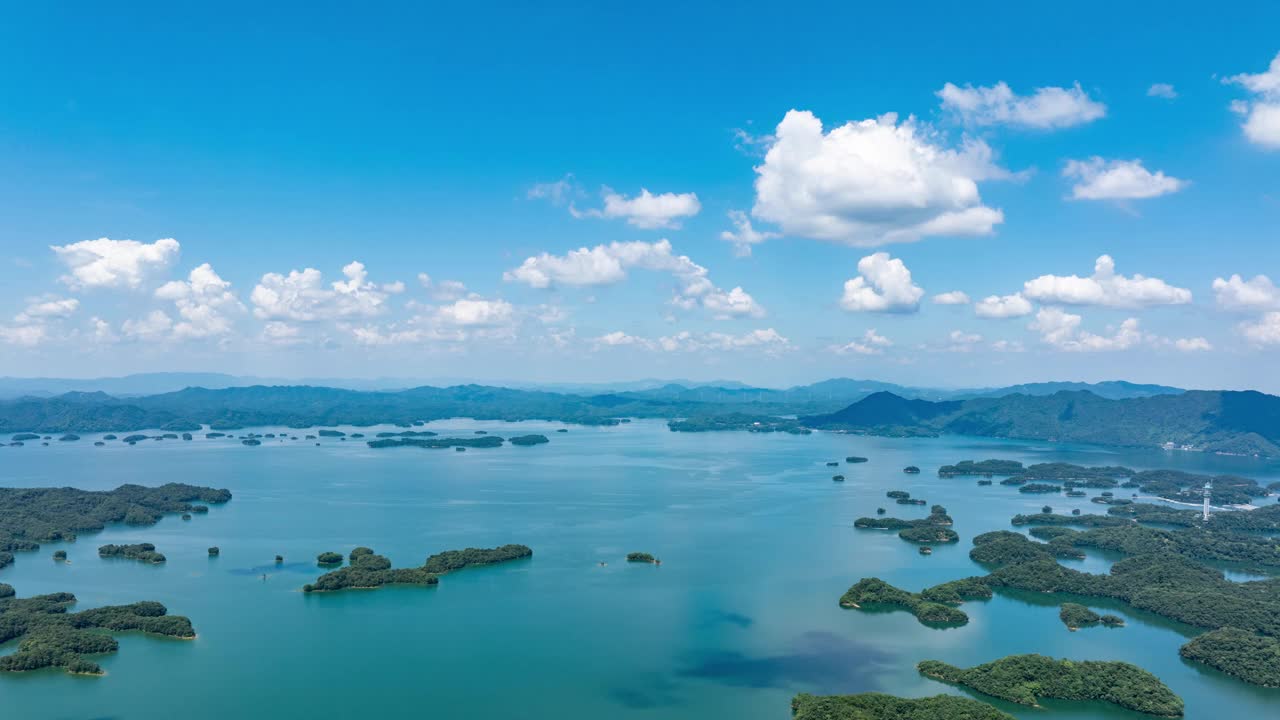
[2,2,1279,390]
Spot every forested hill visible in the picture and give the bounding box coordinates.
[801,390,1280,456]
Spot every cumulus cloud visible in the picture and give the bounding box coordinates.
[527,175,579,205]
[572,188,701,229]
[1224,52,1280,149]
[750,110,1005,246]
[974,293,1033,318]
[1063,158,1187,200]
[831,329,892,355]
[435,298,514,327]
[839,253,924,313]
[720,210,780,257]
[1213,274,1279,310]
[504,239,763,318]
[991,339,1025,353]
[1147,83,1178,99]
[261,321,304,345]
[154,263,244,339]
[15,296,79,323]
[1174,337,1212,352]
[51,237,180,290]
[937,81,1106,129]
[593,328,790,354]
[946,330,984,351]
[1240,312,1280,344]
[1023,255,1191,308]
[122,310,174,341]
[418,273,469,301]
[0,324,46,347]
[932,290,971,305]
[1030,308,1144,352]
[251,261,400,321]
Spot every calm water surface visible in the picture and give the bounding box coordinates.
[2,420,1278,719]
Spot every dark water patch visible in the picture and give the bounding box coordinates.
[676,630,893,693]
[701,609,753,629]
[607,673,684,710]
[228,562,316,576]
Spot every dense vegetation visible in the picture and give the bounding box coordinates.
[626,552,657,563]
[802,390,1280,456]
[1057,602,1123,630]
[855,505,957,544]
[791,692,1012,720]
[422,544,532,574]
[667,414,809,433]
[507,434,549,446]
[917,654,1183,716]
[98,543,166,564]
[367,436,505,449]
[1178,628,1280,687]
[0,589,194,675]
[316,551,343,566]
[839,577,988,626]
[0,483,231,571]
[940,459,1271,504]
[302,547,438,593]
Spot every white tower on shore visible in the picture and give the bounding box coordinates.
[1202,480,1212,522]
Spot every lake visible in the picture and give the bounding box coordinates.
[2,419,1279,719]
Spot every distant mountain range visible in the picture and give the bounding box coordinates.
[3,377,1259,455]
[0,373,1184,402]
[802,390,1280,456]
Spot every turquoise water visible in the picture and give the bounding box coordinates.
[2,420,1278,719]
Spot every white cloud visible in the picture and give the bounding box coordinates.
[937,81,1106,129]
[154,263,244,339]
[122,310,174,341]
[1023,255,1191,308]
[946,330,983,351]
[975,293,1033,318]
[831,329,893,355]
[0,324,46,347]
[839,252,924,313]
[1030,308,1144,352]
[1174,337,1212,352]
[720,210,780,257]
[1147,83,1178,99]
[418,273,468,301]
[435,298,514,327]
[90,317,118,344]
[1213,274,1280,310]
[1240,312,1280,344]
[504,239,762,318]
[594,331,648,348]
[750,110,1005,246]
[932,290,971,305]
[261,321,303,345]
[594,328,790,354]
[1063,158,1186,200]
[15,296,79,323]
[991,339,1025,353]
[528,175,578,205]
[51,237,180,290]
[1224,52,1280,149]
[573,188,701,229]
[251,261,399,321]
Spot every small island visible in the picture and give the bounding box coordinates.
[839,577,988,626]
[832,474,845,482]
[367,436,505,450]
[317,551,344,566]
[903,466,920,474]
[1179,628,1280,687]
[626,552,658,564]
[208,546,220,556]
[1058,602,1123,630]
[0,589,196,675]
[846,456,868,464]
[98,542,166,564]
[303,547,438,593]
[792,692,1012,720]
[423,544,533,573]
[508,434,550,446]
[917,654,1183,717]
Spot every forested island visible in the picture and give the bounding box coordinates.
[791,692,1013,720]
[367,436,505,449]
[839,577,989,626]
[303,547,438,593]
[98,543,166,564]
[666,414,809,433]
[939,459,1271,505]
[304,545,532,593]
[626,552,657,564]
[1058,602,1123,630]
[0,483,231,572]
[0,588,195,675]
[917,654,1183,717]
[854,505,957,544]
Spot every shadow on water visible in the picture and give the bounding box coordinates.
[675,630,894,692]
[608,673,684,710]
[700,608,754,629]
[227,561,316,576]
